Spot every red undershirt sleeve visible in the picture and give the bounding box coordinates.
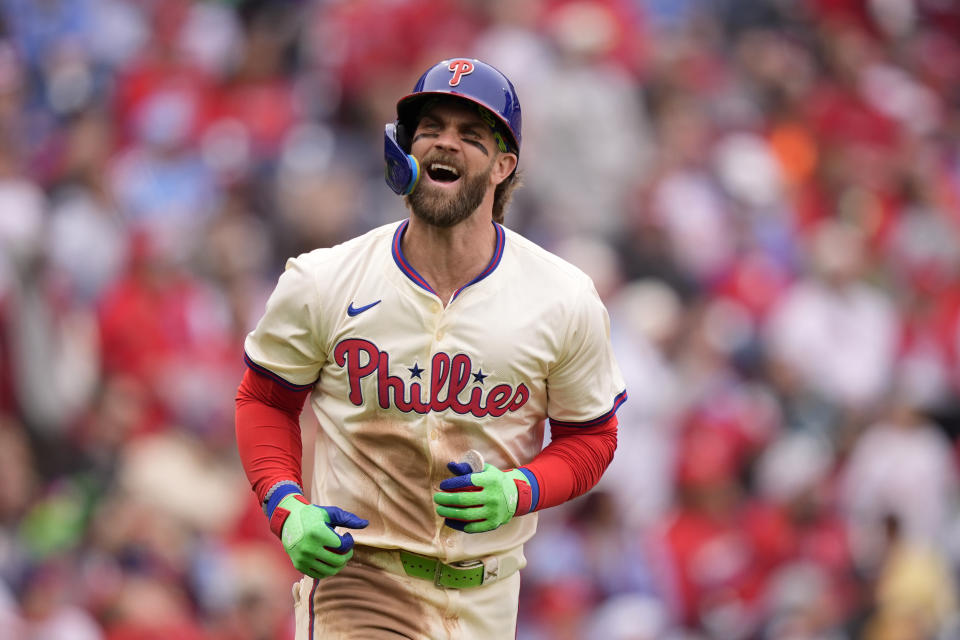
[520,415,618,512]
[235,367,311,505]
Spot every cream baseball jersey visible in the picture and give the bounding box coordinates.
[244,219,626,562]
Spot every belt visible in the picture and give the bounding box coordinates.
[398,549,522,589]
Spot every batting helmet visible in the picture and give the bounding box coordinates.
[385,57,522,195]
[399,58,521,153]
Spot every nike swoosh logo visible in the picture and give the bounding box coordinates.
[347,300,382,316]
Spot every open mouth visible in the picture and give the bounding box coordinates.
[426,162,461,185]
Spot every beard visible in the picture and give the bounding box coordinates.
[406,156,492,228]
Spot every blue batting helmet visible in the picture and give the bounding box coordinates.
[396,58,522,155]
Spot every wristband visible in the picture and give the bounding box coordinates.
[263,481,303,517]
[517,467,539,512]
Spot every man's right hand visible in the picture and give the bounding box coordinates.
[278,494,369,579]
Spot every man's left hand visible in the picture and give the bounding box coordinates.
[433,462,530,533]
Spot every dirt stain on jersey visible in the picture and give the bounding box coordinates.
[347,418,438,542]
[432,422,474,475]
[328,416,494,546]
[310,550,436,638]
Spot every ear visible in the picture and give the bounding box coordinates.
[490,152,518,186]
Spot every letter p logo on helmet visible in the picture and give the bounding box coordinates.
[447,60,474,86]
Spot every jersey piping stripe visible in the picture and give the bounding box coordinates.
[392,219,434,293]
[391,219,506,302]
[244,352,316,391]
[548,389,628,428]
[308,578,319,639]
[450,222,505,301]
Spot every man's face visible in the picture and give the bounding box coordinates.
[405,100,503,228]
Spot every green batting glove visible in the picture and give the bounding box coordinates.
[433,462,533,533]
[276,494,369,580]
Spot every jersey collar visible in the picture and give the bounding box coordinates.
[391,218,506,303]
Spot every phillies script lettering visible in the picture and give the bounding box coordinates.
[333,338,529,417]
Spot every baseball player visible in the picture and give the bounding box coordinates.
[235,58,626,639]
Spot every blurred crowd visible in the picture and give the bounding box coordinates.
[2,0,960,638]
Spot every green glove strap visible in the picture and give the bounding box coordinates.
[433,464,531,533]
[502,468,527,516]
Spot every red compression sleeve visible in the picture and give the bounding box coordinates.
[235,367,311,504]
[523,416,618,511]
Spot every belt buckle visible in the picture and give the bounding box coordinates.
[433,560,445,588]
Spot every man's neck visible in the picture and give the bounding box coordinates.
[401,211,497,305]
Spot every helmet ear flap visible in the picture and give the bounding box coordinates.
[384,123,420,195]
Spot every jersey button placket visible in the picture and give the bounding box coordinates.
[432,306,445,343]
[439,527,458,557]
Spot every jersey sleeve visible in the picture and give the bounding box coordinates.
[545,279,626,427]
[244,255,327,388]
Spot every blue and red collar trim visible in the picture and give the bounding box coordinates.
[391,219,505,302]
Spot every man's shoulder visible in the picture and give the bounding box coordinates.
[286,220,402,272]
[501,226,593,289]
